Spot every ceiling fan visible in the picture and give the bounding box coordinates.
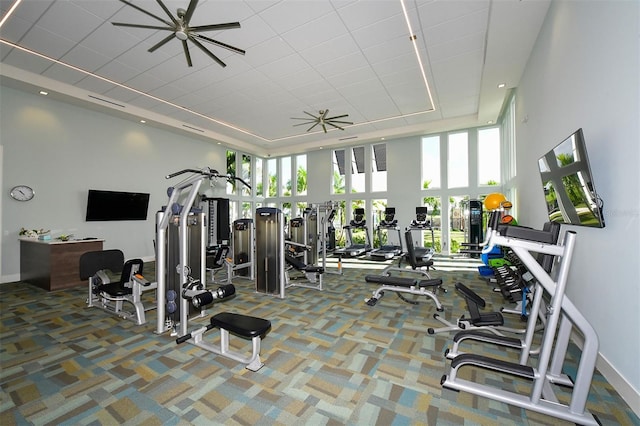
[291,110,354,133]
[112,0,245,67]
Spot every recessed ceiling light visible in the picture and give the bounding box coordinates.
[488,120,494,124]
[497,83,506,89]
[39,90,48,95]
[140,119,146,123]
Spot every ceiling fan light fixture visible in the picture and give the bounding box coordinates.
[112,0,244,67]
[291,109,353,133]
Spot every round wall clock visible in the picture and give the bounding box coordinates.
[10,185,35,201]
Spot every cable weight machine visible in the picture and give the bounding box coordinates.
[155,167,250,336]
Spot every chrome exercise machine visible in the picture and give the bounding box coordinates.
[255,206,324,298]
[82,249,157,326]
[369,207,403,260]
[156,168,271,371]
[440,215,600,425]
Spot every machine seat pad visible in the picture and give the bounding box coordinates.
[99,283,132,297]
[304,266,324,274]
[365,275,442,288]
[211,312,272,338]
[473,312,504,327]
[453,330,522,347]
[450,353,534,379]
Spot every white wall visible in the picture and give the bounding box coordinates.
[515,0,639,405]
[1,85,227,282]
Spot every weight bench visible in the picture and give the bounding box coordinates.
[364,274,444,311]
[177,312,272,371]
[427,282,505,335]
[285,253,324,288]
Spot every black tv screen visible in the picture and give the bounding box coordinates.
[86,190,150,221]
[537,129,604,228]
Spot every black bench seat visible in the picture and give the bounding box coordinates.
[211,312,272,338]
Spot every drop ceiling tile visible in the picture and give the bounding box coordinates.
[423,8,489,47]
[298,33,361,67]
[242,35,295,68]
[351,14,409,51]
[417,0,489,29]
[96,59,142,83]
[256,0,335,35]
[42,63,87,86]
[37,0,105,43]
[60,45,112,73]
[4,0,55,25]
[257,52,310,79]
[313,51,369,79]
[19,25,75,59]
[337,0,404,32]
[2,48,53,74]
[427,31,485,63]
[80,22,140,61]
[0,13,31,42]
[280,13,348,52]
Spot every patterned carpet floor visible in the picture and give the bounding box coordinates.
[1,256,638,425]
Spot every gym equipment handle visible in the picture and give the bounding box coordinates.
[176,324,214,344]
[165,167,251,189]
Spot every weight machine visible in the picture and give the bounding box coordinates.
[155,168,271,371]
[255,206,324,298]
[440,215,600,425]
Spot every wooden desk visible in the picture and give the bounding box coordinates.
[20,238,104,291]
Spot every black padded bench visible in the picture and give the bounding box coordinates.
[211,312,272,338]
[365,274,442,288]
[178,312,272,371]
[364,274,444,311]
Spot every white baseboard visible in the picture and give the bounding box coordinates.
[1,273,20,284]
[595,352,640,418]
[573,332,640,418]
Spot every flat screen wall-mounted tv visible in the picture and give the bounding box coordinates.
[86,189,150,221]
[537,128,605,228]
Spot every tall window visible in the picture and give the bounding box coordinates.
[371,144,387,192]
[241,201,252,218]
[255,157,263,197]
[267,158,277,197]
[226,150,236,194]
[296,154,307,196]
[478,128,501,185]
[422,135,441,189]
[448,132,468,188]
[351,146,366,193]
[332,149,346,194]
[281,156,291,197]
[241,154,251,196]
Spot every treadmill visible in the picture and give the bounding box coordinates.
[338,208,372,257]
[370,207,403,260]
[406,206,435,262]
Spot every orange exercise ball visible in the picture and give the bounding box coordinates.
[484,193,507,211]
